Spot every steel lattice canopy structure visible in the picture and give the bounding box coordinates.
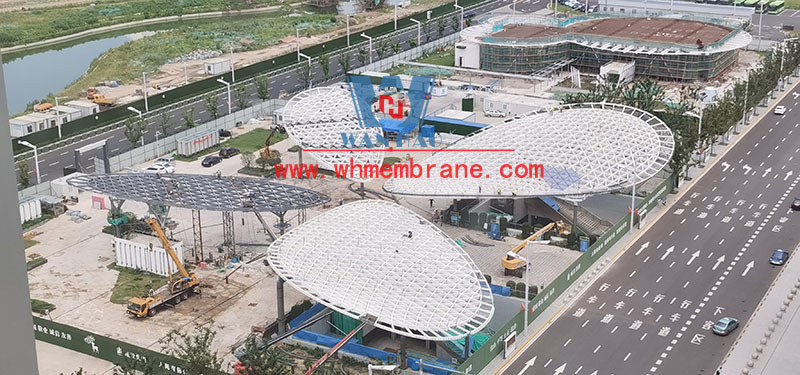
[282,87,384,182]
[267,200,494,340]
[67,173,330,211]
[384,103,674,198]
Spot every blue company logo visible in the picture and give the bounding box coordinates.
[344,75,435,148]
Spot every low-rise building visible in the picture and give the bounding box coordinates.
[51,105,82,123]
[9,112,57,137]
[64,100,100,118]
[204,58,231,75]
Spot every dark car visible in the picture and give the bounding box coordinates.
[791,197,800,211]
[712,317,739,336]
[219,147,240,159]
[770,249,789,266]
[201,155,222,167]
[218,129,232,137]
[464,12,476,18]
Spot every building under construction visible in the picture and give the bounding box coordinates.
[455,14,752,82]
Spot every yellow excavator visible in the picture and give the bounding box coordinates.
[502,221,571,277]
[126,217,201,318]
[259,127,279,160]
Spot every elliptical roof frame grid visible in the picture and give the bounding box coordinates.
[267,200,494,341]
[383,102,674,198]
[67,174,330,212]
[281,87,385,182]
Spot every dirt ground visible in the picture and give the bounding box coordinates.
[0,0,94,11]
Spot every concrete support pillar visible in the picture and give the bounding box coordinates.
[399,335,408,369]
[464,334,471,359]
[74,149,82,173]
[109,198,125,238]
[298,149,304,179]
[0,54,39,374]
[572,202,579,236]
[277,277,286,334]
[102,143,111,173]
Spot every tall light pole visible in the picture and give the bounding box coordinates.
[394,1,398,30]
[509,252,530,336]
[779,40,786,91]
[142,71,149,112]
[296,28,301,62]
[361,33,373,64]
[217,78,232,115]
[230,45,236,83]
[155,130,161,157]
[629,171,636,231]
[346,15,351,46]
[18,140,40,185]
[757,2,764,51]
[454,4,464,31]
[127,106,145,147]
[410,18,422,45]
[183,57,188,85]
[740,68,750,132]
[298,52,313,88]
[53,95,67,138]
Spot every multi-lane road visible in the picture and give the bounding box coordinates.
[14,0,530,187]
[500,89,800,374]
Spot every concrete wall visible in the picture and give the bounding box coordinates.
[114,237,185,277]
[455,41,480,69]
[19,197,42,224]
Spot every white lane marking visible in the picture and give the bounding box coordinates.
[624,353,631,361]
[593,345,601,354]
[582,320,590,328]
[111,147,120,153]
[683,281,690,288]
[60,151,70,156]
[563,339,571,347]
[656,276,662,283]
[48,161,59,167]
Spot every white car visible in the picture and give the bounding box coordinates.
[485,109,506,118]
[774,106,786,115]
[144,164,175,174]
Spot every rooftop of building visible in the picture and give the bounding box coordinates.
[489,17,733,47]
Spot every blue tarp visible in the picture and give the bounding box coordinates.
[489,284,511,296]
[379,118,412,134]
[289,303,326,329]
[423,116,487,129]
[540,197,561,212]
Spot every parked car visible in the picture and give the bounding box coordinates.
[154,156,175,167]
[588,5,598,12]
[774,105,786,115]
[465,12,476,18]
[485,109,506,118]
[219,129,232,137]
[201,155,223,167]
[143,164,174,174]
[712,317,739,336]
[792,197,800,210]
[219,147,241,159]
[769,249,789,266]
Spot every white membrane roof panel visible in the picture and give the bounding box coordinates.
[267,200,494,340]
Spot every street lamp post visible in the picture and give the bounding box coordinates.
[360,33,373,64]
[127,106,145,147]
[17,141,40,185]
[183,57,188,85]
[298,52,312,88]
[508,251,530,336]
[394,1,398,30]
[779,40,786,91]
[740,69,750,132]
[346,15,351,46]
[296,28,301,62]
[155,130,161,157]
[142,71,149,112]
[217,78,232,115]
[230,45,236,83]
[629,171,636,231]
[454,4,464,31]
[757,2,764,51]
[410,18,421,45]
[53,96,68,138]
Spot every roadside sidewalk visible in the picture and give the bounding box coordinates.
[720,241,800,375]
[481,76,800,375]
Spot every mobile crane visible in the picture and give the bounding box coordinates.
[501,221,571,277]
[126,217,201,318]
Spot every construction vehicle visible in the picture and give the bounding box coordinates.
[126,217,201,318]
[34,103,53,112]
[87,87,98,100]
[259,127,279,160]
[502,222,558,277]
[91,94,115,107]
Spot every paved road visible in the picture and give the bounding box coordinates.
[500,90,800,374]
[15,0,522,186]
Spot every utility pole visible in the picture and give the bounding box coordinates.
[757,2,764,51]
[142,71,149,112]
[230,45,236,83]
[740,69,749,132]
[779,40,786,91]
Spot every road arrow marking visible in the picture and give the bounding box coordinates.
[588,372,598,375]
[743,261,755,276]
[743,164,752,174]
[763,167,772,178]
[661,246,674,261]
[786,171,794,181]
[635,241,650,256]
[713,255,725,270]
[553,363,566,375]
[516,357,536,375]
[687,250,700,265]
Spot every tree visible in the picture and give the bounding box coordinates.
[408,38,418,48]
[319,54,331,81]
[160,324,222,375]
[450,15,460,33]
[235,85,250,109]
[237,335,291,375]
[256,156,269,172]
[376,39,389,59]
[113,354,156,375]
[124,115,145,147]
[256,76,271,101]
[422,21,433,42]
[298,61,312,89]
[357,47,369,65]
[17,161,30,188]
[159,110,170,136]
[182,108,196,128]
[241,152,255,169]
[391,41,402,54]
[337,52,352,74]
[203,93,220,119]
[437,18,446,38]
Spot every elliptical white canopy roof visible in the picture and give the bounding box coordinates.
[282,87,385,182]
[267,200,494,340]
[384,103,674,198]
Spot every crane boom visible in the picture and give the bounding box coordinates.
[510,222,555,254]
[144,217,191,279]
